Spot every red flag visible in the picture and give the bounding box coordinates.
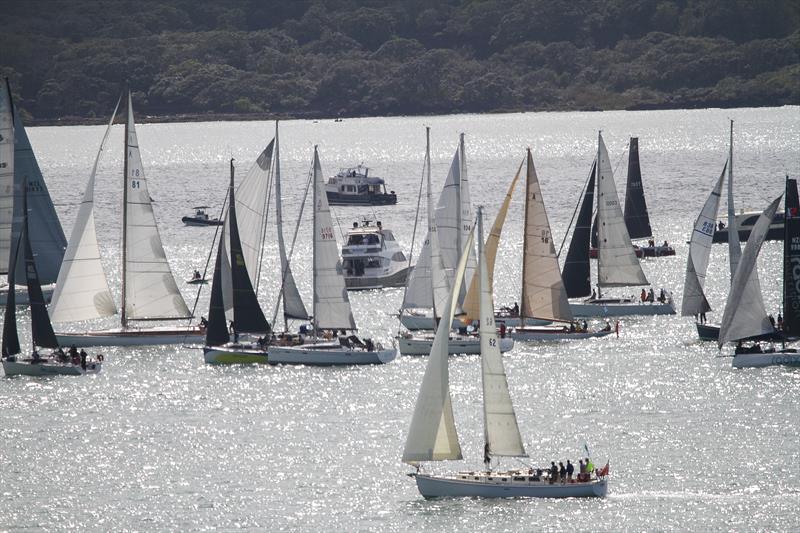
[597,461,609,477]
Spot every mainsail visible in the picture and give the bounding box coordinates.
[562,162,596,298]
[783,178,800,336]
[596,133,649,287]
[718,196,782,346]
[478,208,526,459]
[49,97,119,323]
[520,149,572,322]
[1,218,21,357]
[726,120,741,283]
[311,147,356,332]
[122,93,191,322]
[623,137,652,240]
[205,230,230,347]
[681,164,725,317]
[0,79,13,273]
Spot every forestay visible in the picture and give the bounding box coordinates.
[719,196,782,346]
[49,98,119,323]
[681,164,725,317]
[596,133,649,287]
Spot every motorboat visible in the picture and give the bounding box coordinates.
[342,219,410,290]
[182,206,223,226]
[325,164,397,205]
[712,210,784,243]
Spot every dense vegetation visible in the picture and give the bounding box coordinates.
[1,0,798,122]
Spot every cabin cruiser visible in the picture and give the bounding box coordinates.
[342,220,410,290]
[713,210,784,243]
[182,206,223,226]
[325,165,397,205]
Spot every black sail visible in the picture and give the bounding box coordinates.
[563,162,596,298]
[22,186,59,349]
[205,233,230,347]
[623,137,652,240]
[783,177,800,335]
[228,161,270,335]
[2,231,22,357]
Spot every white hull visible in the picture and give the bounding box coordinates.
[569,299,675,317]
[401,312,548,331]
[3,359,101,377]
[0,285,54,306]
[413,473,608,499]
[398,335,514,356]
[268,343,397,366]
[203,344,269,364]
[55,325,205,347]
[509,326,614,341]
[732,350,800,368]
[344,266,410,290]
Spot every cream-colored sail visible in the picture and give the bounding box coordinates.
[462,159,522,323]
[719,196,781,346]
[49,98,119,322]
[402,228,475,464]
[478,208,527,459]
[596,133,649,287]
[0,80,13,272]
[123,94,190,321]
[520,149,573,322]
[311,147,356,332]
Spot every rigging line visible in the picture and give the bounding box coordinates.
[396,142,428,326]
[271,156,314,331]
[557,158,596,258]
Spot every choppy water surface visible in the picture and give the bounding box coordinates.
[1,107,799,531]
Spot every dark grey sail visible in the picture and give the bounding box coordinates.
[1,225,21,357]
[623,137,652,240]
[228,160,270,335]
[205,232,230,347]
[563,162,596,298]
[783,177,800,336]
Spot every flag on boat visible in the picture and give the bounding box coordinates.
[596,461,610,477]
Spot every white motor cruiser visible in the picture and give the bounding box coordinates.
[342,219,410,290]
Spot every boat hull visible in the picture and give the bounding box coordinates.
[569,300,675,317]
[402,313,548,331]
[181,216,223,226]
[509,327,614,341]
[2,360,101,376]
[712,226,783,243]
[413,474,608,499]
[345,266,410,290]
[55,326,205,347]
[732,350,800,368]
[696,322,787,342]
[268,344,397,365]
[398,335,514,356]
[203,345,269,364]
[326,192,397,206]
[589,246,675,259]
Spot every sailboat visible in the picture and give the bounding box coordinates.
[2,182,102,376]
[51,93,203,347]
[403,206,608,498]
[720,179,800,368]
[685,121,783,342]
[267,146,396,366]
[0,78,67,306]
[397,128,514,356]
[490,149,613,341]
[565,133,675,318]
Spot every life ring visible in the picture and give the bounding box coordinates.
[97,354,104,362]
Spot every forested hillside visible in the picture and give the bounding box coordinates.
[1,0,798,122]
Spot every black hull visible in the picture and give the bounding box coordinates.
[712,226,783,243]
[182,216,223,226]
[696,322,789,342]
[326,192,397,206]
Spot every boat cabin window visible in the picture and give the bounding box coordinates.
[365,257,384,269]
[392,252,406,262]
[365,234,380,245]
[741,215,759,226]
[348,234,365,245]
[513,476,525,482]
[383,231,395,241]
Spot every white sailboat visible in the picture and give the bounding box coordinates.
[52,93,202,347]
[567,133,675,317]
[0,78,67,306]
[404,207,608,498]
[267,146,396,366]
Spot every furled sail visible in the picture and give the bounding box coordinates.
[478,208,526,459]
[0,79,13,273]
[718,196,782,346]
[122,93,191,322]
[563,162,596,298]
[520,149,572,322]
[623,137,652,240]
[311,147,356,332]
[49,97,119,323]
[402,228,475,464]
[783,178,800,336]
[681,163,725,317]
[596,133,649,287]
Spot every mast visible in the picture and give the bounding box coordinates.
[456,134,464,265]
[727,119,741,283]
[312,146,318,340]
[520,151,531,320]
[121,91,130,328]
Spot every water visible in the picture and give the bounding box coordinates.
[1,107,799,531]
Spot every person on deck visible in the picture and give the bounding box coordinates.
[658,288,666,303]
[647,288,655,302]
[511,302,519,316]
[768,314,776,328]
[578,459,586,481]
[718,221,725,230]
[559,462,566,484]
[586,458,594,477]
[566,460,574,481]
[79,349,87,370]
[549,462,558,484]
[640,288,647,302]
[778,313,783,330]
[591,289,596,300]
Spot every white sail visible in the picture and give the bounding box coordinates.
[719,196,781,346]
[425,128,450,319]
[401,233,433,311]
[726,120,741,283]
[0,80,13,272]
[435,144,463,287]
[681,164,725,317]
[123,94,190,321]
[520,150,572,322]
[49,98,119,322]
[402,228,475,464]
[274,125,308,321]
[596,133,649,287]
[478,209,526,459]
[458,134,477,299]
[311,147,356,332]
